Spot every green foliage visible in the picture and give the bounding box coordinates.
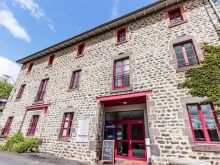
[0,80,13,99]
[178,43,220,114]
[3,132,24,151]
[12,138,39,153]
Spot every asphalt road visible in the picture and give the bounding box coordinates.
[0,152,88,165]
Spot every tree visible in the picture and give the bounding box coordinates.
[0,80,13,99]
[178,43,220,115]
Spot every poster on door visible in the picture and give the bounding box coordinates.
[76,119,90,143]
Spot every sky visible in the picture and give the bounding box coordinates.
[0,0,156,82]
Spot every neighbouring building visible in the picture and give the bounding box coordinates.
[0,99,7,116]
[0,0,220,164]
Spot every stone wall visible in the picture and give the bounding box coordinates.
[0,0,220,164]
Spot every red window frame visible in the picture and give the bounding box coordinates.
[187,104,220,144]
[113,58,130,89]
[117,28,126,43]
[26,115,39,136]
[1,117,14,136]
[77,43,85,56]
[59,112,74,138]
[174,41,199,68]
[27,62,34,73]
[35,78,49,102]
[69,70,81,89]
[169,8,183,25]
[16,84,26,100]
[48,55,55,66]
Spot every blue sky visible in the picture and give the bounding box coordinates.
[0,0,155,80]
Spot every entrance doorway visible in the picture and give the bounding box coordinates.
[105,110,147,161]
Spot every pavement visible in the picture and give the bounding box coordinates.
[0,152,88,165]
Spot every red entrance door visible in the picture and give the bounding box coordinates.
[115,120,147,161]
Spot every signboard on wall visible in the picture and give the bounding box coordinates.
[76,119,90,143]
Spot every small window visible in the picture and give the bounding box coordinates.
[47,55,55,66]
[59,112,74,138]
[169,8,183,25]
[187,104,220,143]
[1,117,14,136]
[117,28,127,43]
[16,84,26,100]
[27,62,34,73]
[26,115,39,136]
[69,70,81,89]
[77,43,85,56]
[174,41,198,68]
[35,78,49,102]
[113,58,130,89]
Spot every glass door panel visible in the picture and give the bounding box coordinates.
[117,142,129,157]
[132,143,145,158]
[117,124,128,140]
[132,124,144,140]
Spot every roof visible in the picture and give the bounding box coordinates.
[17,0,184,64]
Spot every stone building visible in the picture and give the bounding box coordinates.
[0,0,220,164]
[0,99,7,116]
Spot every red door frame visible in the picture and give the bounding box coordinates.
[114,119,147,161]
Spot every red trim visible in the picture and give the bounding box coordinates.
[59,112,74,138]
[187,104,220,144]
[16,84,26,100]
[77,43,85,56]
[26,103,51,110]
[27,62,34,73]
[48,54,55,66]
[26,115,39,136]
[69,70,81,89]
[97,90,152,102]
[1,117,14,136]
[35,78,49,102]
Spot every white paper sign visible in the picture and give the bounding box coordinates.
[76,119,90,143]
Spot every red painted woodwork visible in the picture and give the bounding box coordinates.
[59,112,74,138]
[113,58,130,89]
[174,41,198,68]
[35,78,49,102]
[69,70,81,89]
[16,84,26,100]
[187,104,220,144]
[97,90,152,107]
[26,103,51,110]
[77,43,85,56]
[48,55,55,66]
[27,62,34,73]
[169,8,183,25]
[26,115,39,136]
[117,28,126,43]
[1,117,14,136]
[114,120,147,161]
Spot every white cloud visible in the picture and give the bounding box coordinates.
[0,56,21,82]
[111,0,120,19]
[0,9,31,42]
[13,0,55,30]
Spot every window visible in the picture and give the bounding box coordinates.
[69,70,81,89]
[35,78,49,102]
[59,112,74,138]
[26,115,39,136]
[169,8,183,25]
[27,62,34,73]
[113,58,130,89]
[174,41,198,68]
[1,117,14,136]
[187,104,220,143]
[77,43,85,56]
[16,84,26,100]
[47,55,55,66]
[117,28,127,43]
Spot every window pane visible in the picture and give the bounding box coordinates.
[191,116,203,129]
[64,121,69,129]
[117,142,128,157]
[194,129,206,141]
[63,129,67,136]
[66,114,70,121]
[115,75,121,87]
[116,66,122,74]
[117,124,128,140]
[188,105,199,115]
[116,61,122,67]
[132,124,144,140]
[208,129,220,141]
[201,104,212,115]
[132,143,145,158]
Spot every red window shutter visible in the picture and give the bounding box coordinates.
[2,117,14,136]
[48,55,55,66]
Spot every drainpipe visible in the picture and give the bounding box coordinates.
[208,0,220,22]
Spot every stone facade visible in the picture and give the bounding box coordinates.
[0,0,220,164]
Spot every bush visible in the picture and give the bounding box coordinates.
[13,138,39,153]
[3,132,24,151]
